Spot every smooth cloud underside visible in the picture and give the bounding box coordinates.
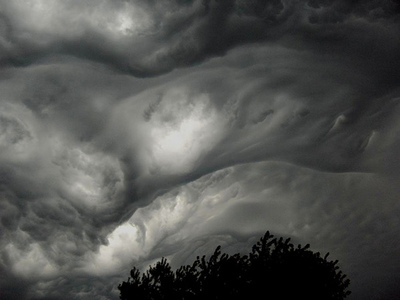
[0,1,400,300]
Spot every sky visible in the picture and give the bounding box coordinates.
[0,0,399,299]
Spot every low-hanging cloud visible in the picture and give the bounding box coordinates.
[1,0,398,76]
[1,1,400,300]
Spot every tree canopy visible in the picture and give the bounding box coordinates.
[118,231,351,300]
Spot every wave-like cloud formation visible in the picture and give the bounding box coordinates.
[0,1,400,299]
[1,0,399,76]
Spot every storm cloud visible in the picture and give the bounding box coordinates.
[1,1,400,299]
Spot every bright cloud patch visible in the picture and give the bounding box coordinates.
[6,0,153,39]
[147,90,223,174]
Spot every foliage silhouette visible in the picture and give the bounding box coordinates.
[118,231,351,300]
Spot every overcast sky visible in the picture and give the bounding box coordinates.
[0,1,400,299]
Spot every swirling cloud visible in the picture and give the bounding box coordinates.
[0,1,400,300]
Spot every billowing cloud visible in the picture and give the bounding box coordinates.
[1,0,398,77]
[0,1,400,300]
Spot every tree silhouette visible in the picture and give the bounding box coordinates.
[118,231,351,299]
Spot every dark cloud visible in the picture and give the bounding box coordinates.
[307,0,400,23]
[1,0,397,77]
[0,1,399,299]
[0,265,31,300]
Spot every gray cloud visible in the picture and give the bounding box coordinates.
[108,161,400,300]
[1,0,397,77]
[0,1,400,299]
